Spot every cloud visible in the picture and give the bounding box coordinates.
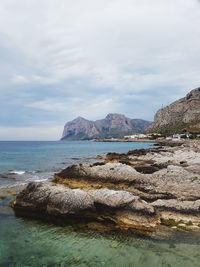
[26,96,115,121]
[0,127,62,141]
[0,0,200,139]
[11,74,59,85]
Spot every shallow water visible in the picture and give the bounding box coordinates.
[0,141,200,267]
[0,213,200,267]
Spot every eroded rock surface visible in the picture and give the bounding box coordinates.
[147,88,200,134]
[14,182,157,232]
[13,141,200,233]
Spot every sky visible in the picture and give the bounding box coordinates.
[0,0,200,140]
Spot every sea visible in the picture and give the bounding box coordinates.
[0,141,200,267]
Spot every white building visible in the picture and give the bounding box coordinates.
[124,134,147,139]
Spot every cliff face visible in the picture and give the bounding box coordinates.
[148,88,200,134]
[61,117,99,140]
[61,113,150,140]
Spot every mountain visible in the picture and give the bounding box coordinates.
[147,88,200,134]
[61,113,151,140]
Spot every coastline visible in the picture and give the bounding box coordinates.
[11,140,200,236]
[94,138,156,143]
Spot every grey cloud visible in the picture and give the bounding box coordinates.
[0,0,200,139]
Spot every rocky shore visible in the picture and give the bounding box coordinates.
[13,141,200,234]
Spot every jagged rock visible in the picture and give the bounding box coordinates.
[61,117,99,140]
[148,88,200,134]
[13,140,200,233]
[55,162,145,184]
[54,143,200,203]
[88,188,154,214]
[152,199,200,214]
[61,113,150,140]
[13,182,157,232]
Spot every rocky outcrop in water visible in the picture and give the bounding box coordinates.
[13,141,200,234]
[148,88,200,134]
[14,182,157,232]
[61,113,150,140]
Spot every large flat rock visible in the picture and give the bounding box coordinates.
[13,141,200,233]
[13,182,157,232]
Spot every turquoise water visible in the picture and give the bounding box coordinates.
[0,141,153,188]
[0,141,200,267]
[0,212,200,267]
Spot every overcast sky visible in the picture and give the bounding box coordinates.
[0,0,200,140]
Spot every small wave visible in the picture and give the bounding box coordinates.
[34,170,43,173]
[34,178,49,183]
[9,170,25,175]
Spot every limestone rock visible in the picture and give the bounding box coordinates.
[148,88,200,134]
[13,182,156,231]
[152,199,200,214]
[13,140,200,233]
[61,113,150,140]
[55,162,145,183]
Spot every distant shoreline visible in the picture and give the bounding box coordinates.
[94,138,156,143]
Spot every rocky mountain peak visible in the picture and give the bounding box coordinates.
[61,114,150,140]
[186,87,200,100]
[71,116,90,123]
[105,113,126,120]
[103,113,131,129]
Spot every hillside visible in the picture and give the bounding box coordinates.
[148,88,200,134]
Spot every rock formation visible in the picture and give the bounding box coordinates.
[13,141,200,234]
[61,113,150,140]
[148,88,200,134]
